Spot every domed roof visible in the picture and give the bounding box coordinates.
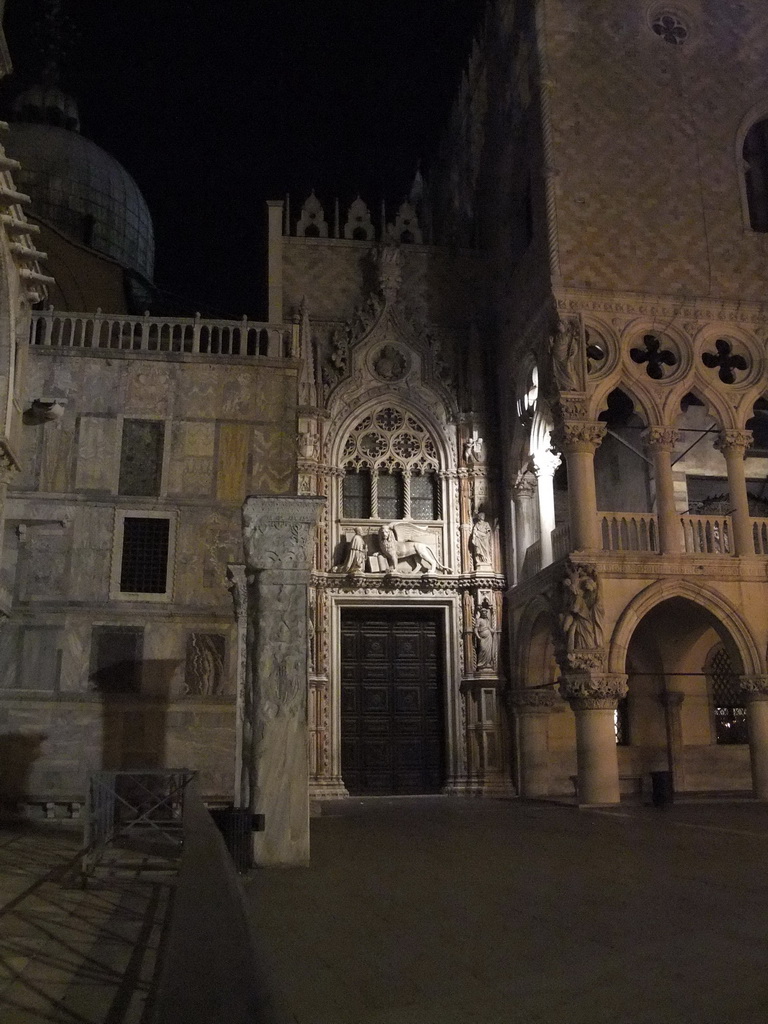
[4,120,155,281]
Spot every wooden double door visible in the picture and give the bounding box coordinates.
[341,609,444,795]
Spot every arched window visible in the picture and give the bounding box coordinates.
[744,119,768,232]
[340,407,441,521]
[707,644,747,744]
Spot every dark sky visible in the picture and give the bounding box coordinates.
[3,1,485,319]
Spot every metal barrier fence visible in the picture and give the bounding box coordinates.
[83,769,196,876]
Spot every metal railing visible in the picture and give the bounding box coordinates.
[84,769,195,876]
[600,512,659,553]
[30,309,297,359]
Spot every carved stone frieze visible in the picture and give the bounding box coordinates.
[559,672,628,710]
[556,394,590,422]
[311,570,507,595]
[559,561,604,653]
[555,291,768,328]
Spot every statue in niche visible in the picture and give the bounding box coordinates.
[339,528,368,575]
[469,511,493,569]
[560,563,604,651]
[378,523,450,575]
[550,317,583,392]
[474,602,496,671]
[463,435,485,465]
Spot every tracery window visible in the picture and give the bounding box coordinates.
[708,644,747,745]
[341,407,441,521]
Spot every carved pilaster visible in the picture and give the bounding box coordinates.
[559,672,628,710]
[226,563,249,808]
[508,688,562,712]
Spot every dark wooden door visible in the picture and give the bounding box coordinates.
[341,610,444,795]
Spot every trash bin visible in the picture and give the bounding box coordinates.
[650,770,674,807]
[209,807,254,872]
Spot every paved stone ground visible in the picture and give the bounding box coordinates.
[0,823,171,1024]
[245,797,768,1024]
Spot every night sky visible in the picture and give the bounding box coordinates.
[3,1,485,319]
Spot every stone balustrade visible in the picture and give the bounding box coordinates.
[29,308,297,360]
[600,512,659,553]
[679,513,732,555]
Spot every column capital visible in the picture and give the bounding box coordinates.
[715,430,753,457]
[531,448,561,478]
[643,426,680,453]
[740,675,768,700]
[507,688,562,712]
[559,672,628,710]
[555,420,606,454]
[513,471,537,501]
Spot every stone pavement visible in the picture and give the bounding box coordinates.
[0,823,171,1024]
[245,797,768,1024]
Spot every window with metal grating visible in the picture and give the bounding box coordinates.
[710,645,747,744]
[119,516,170,594]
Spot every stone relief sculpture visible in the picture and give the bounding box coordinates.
[550,317,583,393]
[560,563,604,652]
[378,522,450,574]
[463,435,485,465]
[339,528,367,575]
[469,511,493,569]
[474,602,496,671]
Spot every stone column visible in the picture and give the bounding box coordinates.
[561,673,627,805]
[242,496,324,866]
[559,421,606,552]
[741,675,768,800]
[508,689,561,798]
[513,472,537,580]
[644,427,682,555]
[716,430,754,556]
[532,449,561,567]
[659,690,685,791]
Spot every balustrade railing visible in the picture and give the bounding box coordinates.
[520,539,542,581]
[551,523,571,561]
[600,512,659,553]
[679,514,732,555]
[753,518,768,555]
[30,309,297,359]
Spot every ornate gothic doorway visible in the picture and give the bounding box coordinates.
[340,609,444,794]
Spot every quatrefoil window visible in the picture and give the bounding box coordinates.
[652,13,688,45]
[342,406,439,473]
[702,339,748,385]
[630,334,678,380]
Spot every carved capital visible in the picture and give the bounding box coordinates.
[532,449,561,479]
[740,675,768,700]
[243,497,325,573]
[560,672,628,710]
[556,420,606,454]
[556,395,589,422]
[715,430,753,457]
[643,426,680,453]
[513,471,537,502]
[508,688,562,711]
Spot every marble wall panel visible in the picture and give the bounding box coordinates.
[75,417,119,492]
[19,526,70,600]
[70,506,113,602]
[79,359,124,415]
[174,366,221,419]
[216,423,249,501]
[58,623,90,693]
[19,627,60,690]
[222,371,260,419]
[39,415,77,493]
[252,368,296,424]
[0,625,21,687]
[124,364,175,418]
[167,421,215,497]
[141,624,186,699]
[251,424,296,494]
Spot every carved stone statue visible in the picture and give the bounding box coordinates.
[469,511,493,569]
[378,522,450,574]
[340,528,367,575]
[560,563,604,652]
[550,317,583,392]
[463,435,485,465]
[474,603,495,671]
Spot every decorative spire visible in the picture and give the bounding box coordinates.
[10,0,80,131]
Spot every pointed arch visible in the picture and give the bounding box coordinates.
[609,579,763,677]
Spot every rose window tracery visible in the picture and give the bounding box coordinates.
[342,407,439,474]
